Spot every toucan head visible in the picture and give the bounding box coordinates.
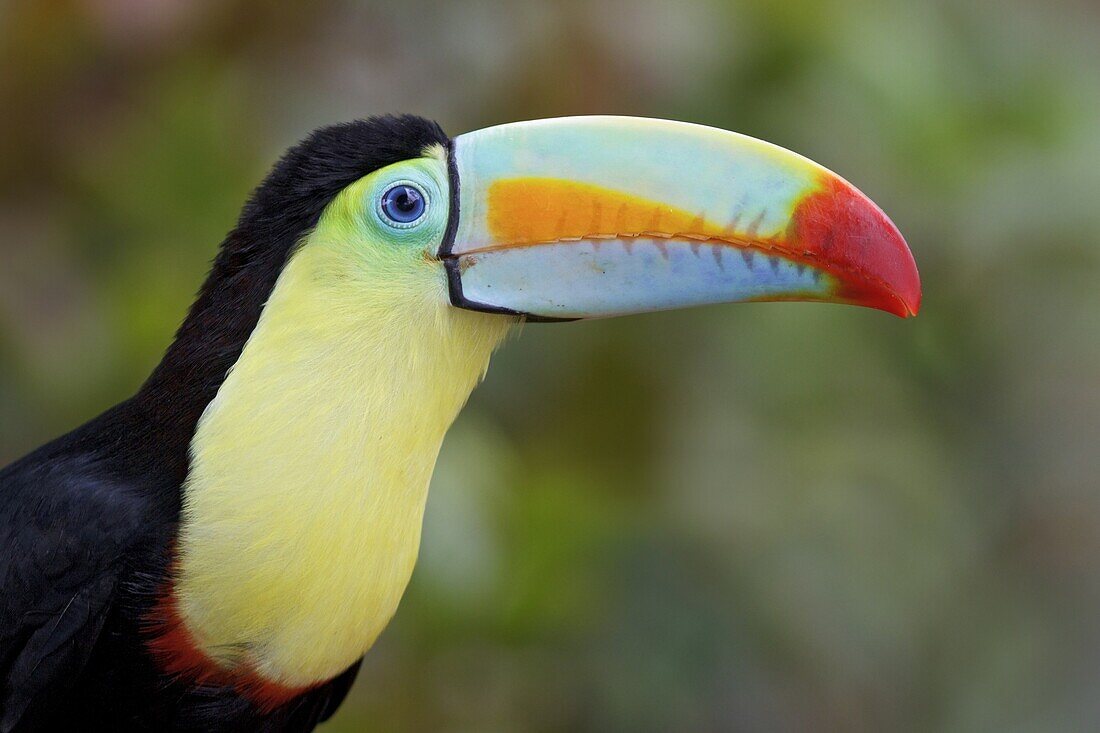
[281,114,919,331]
[166,113,919,417]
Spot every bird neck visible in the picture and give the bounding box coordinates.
[154,236,512,696]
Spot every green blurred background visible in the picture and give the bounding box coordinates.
[2,0,1099,730]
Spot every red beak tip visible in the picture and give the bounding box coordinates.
[790,175,920,320]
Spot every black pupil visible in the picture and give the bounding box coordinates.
[394,188,418,212]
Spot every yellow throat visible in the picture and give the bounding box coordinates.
[172,160,513,687]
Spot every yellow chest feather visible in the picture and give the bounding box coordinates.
[173,238,511,687]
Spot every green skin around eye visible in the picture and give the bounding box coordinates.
[287,155,454,308]
[358,157,449,251]
[305,155,451,275]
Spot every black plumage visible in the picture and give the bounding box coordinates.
[0,115,450,732]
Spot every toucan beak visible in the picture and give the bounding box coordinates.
[439,116,920,321]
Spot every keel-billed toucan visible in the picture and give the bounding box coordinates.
[0,115,919,731]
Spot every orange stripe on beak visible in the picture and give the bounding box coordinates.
[486,178,729,246]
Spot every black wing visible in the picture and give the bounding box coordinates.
[314,658,362,725]
[267,659,363,732]
[0,450,149,732]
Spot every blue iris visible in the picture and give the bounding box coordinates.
[380,183,426,225]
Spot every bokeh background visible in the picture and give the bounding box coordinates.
[2,0,1099,730]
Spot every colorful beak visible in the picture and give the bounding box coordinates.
[440,116,920,320]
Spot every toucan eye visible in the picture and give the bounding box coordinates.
[379,183,427,226]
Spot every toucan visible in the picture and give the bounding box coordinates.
[0,115,920,731]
